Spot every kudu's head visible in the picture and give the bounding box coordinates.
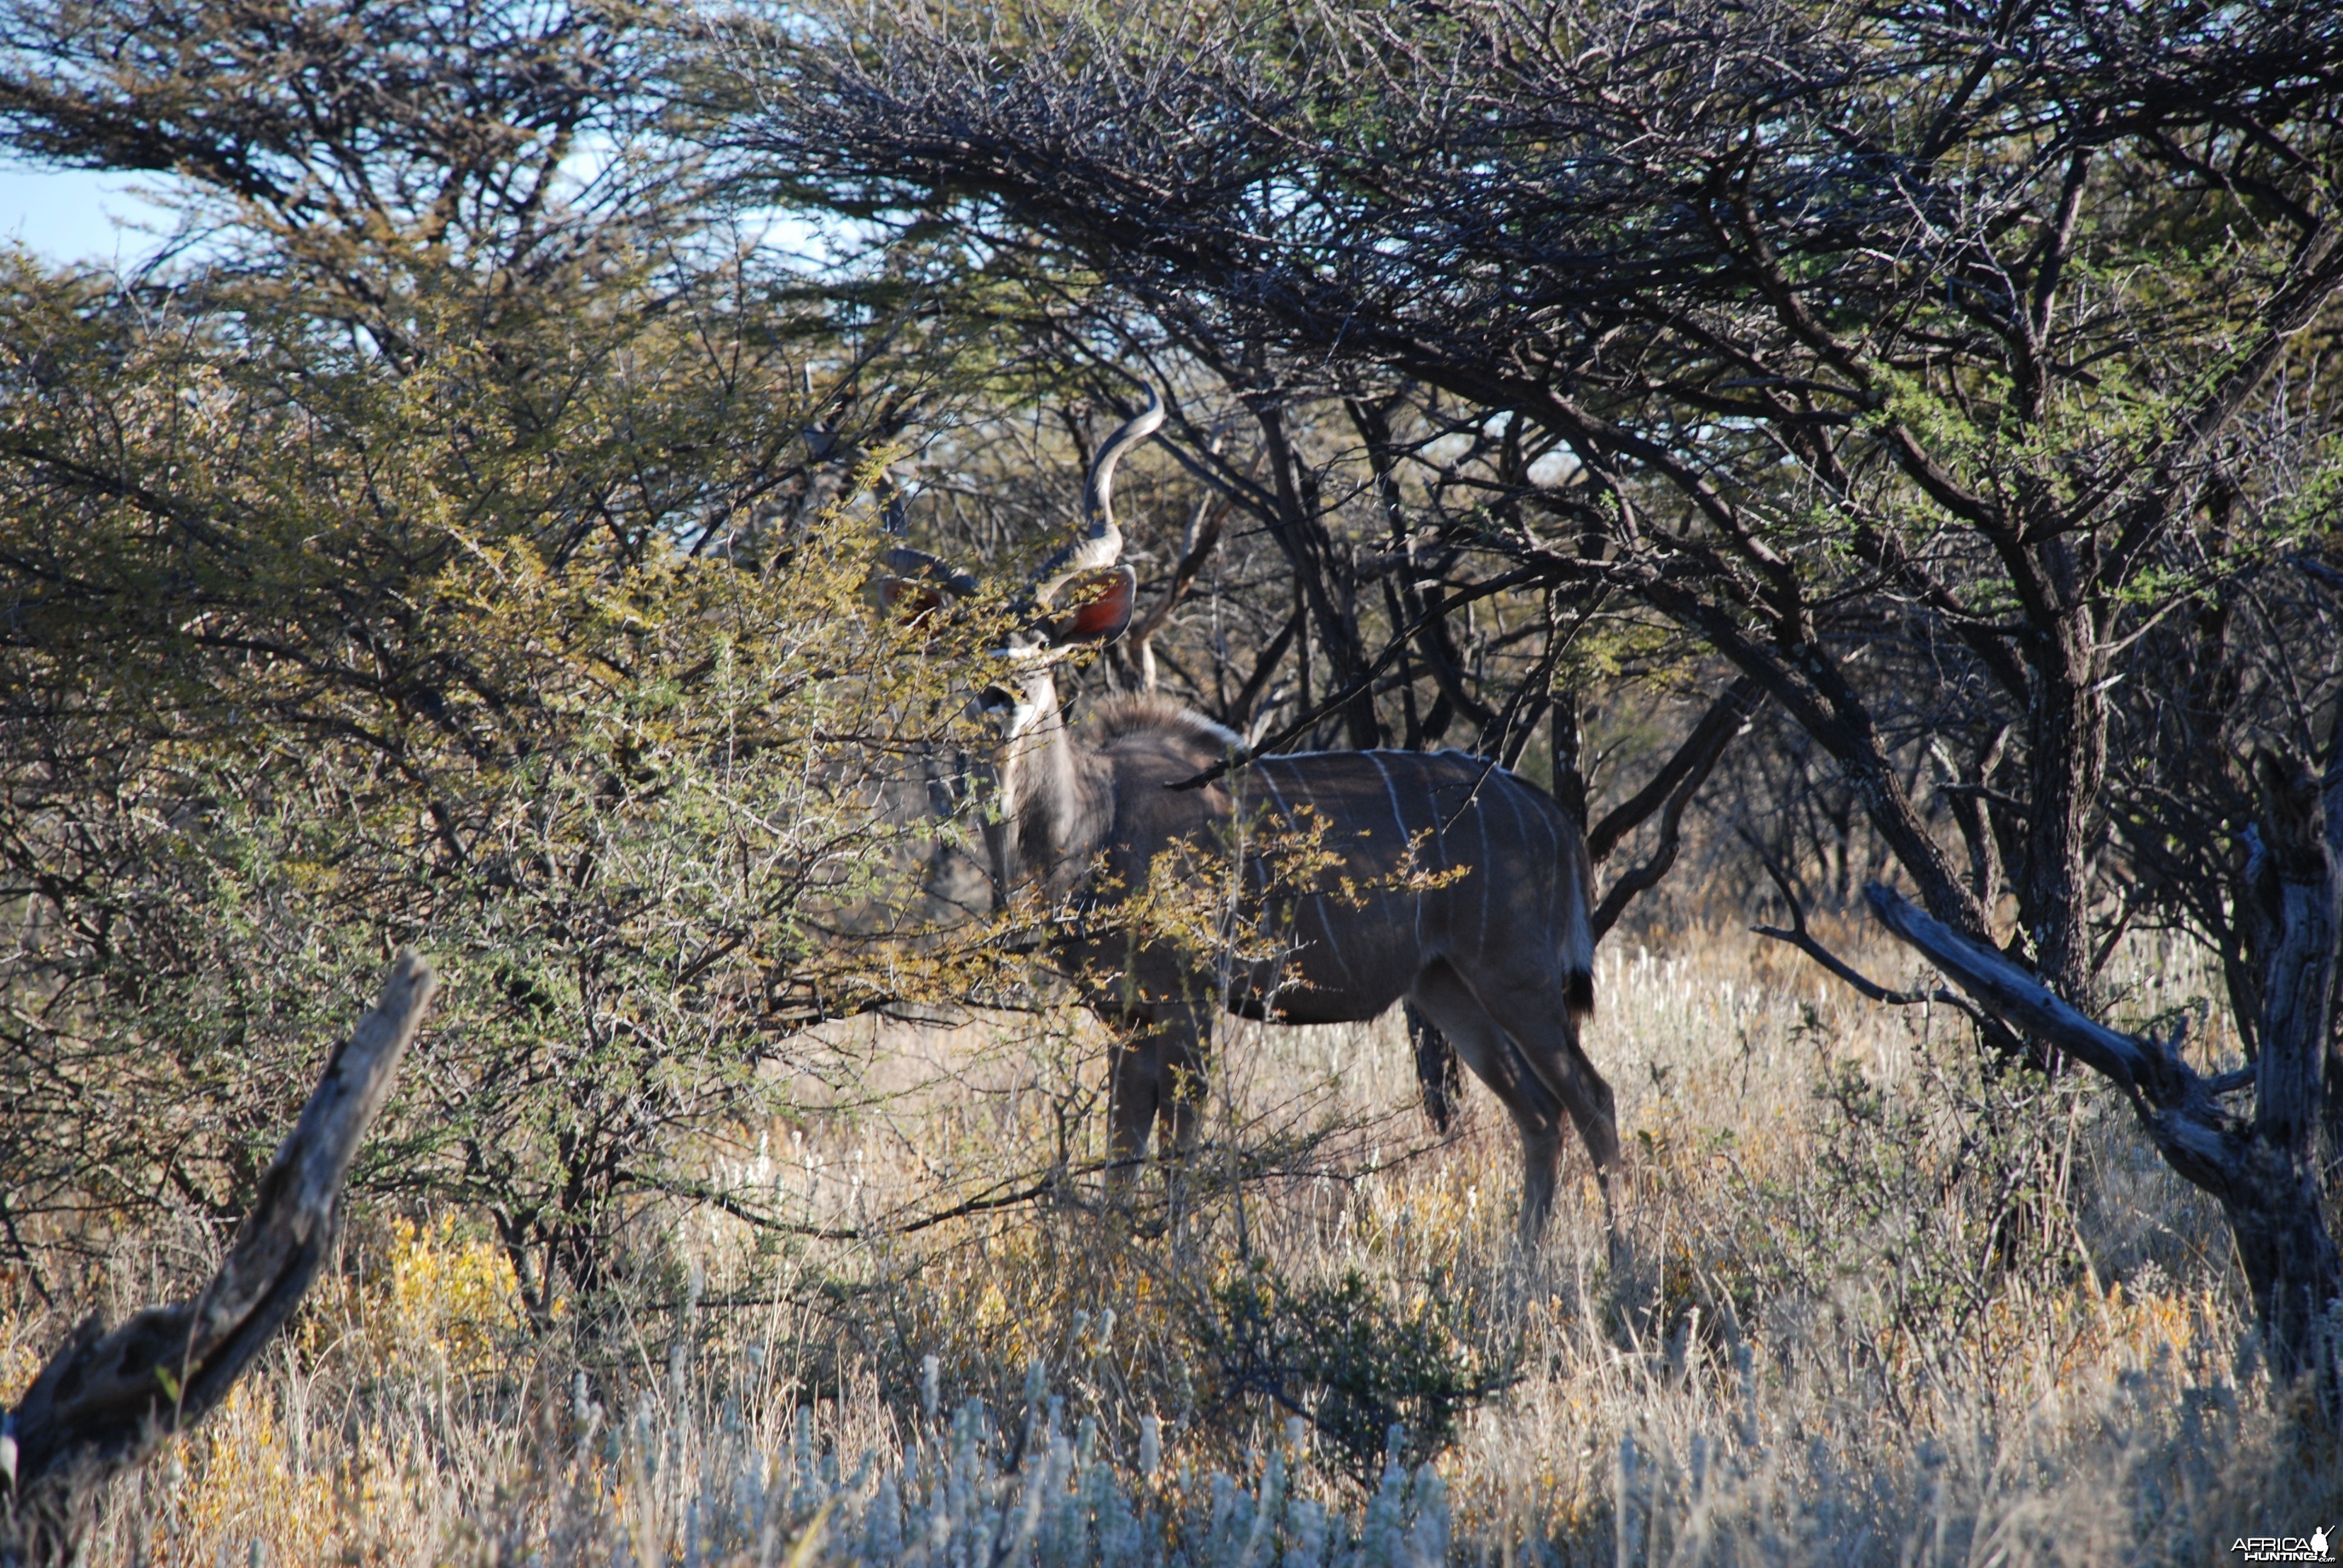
[878,386,1167,901]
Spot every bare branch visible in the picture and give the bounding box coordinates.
[1168,567,1547,793]
[1588,681,1761,939]
[1865,885,2169,1097]
[1746,849,1964,1010]
[1587,677,1762,864]
[1125,491,1229,648]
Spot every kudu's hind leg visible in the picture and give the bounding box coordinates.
[1472,972,1627,1269]
[1473,978,1620,1178]
[1407,963,1569,1247]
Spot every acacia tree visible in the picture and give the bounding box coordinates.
[0,0,1020,1308]
[732,0,2343,1370]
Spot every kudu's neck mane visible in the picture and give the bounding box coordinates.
[1001,693,1236,892]
[1087,693,1241,751]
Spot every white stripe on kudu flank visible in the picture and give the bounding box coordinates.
[1251,762,1304,931]
[1498,776,1530,938]
[1475,779,1494,943]
[1414,768,1448,949]
[1366,751,1409,831]
[1365,753,1424,951]
[1273,761,1356,988]
[1251,763,1294,842]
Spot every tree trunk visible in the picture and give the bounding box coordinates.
[2236,750,2343,1375]
[1550,690,1589,834]
[2017,600,2110,1004]
[2320,713,2343,1184]
[1,955,437,1566]
[1868,750,2340,1390]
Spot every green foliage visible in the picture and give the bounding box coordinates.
[0,0,1017,1305]
[0,342,1007,1289]
[1197,1261,1513,1488]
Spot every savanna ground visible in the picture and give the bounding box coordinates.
[5,918,2328,1567]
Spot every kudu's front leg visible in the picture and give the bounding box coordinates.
[1103,1010,1211,1205]
[1105,1027,1161,1201]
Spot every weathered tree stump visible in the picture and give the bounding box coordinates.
[1,953,437,1566]
[1867,748,2340,1392]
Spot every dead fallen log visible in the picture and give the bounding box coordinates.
[1,953,437,1566]
[1865,750,2339,1393]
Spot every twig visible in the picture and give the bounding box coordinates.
[1748,854,1989,1025]
[1228,606,1303,732]
[628,1120,1466,1246]
[619,1164,1107,1243]
[1587,678,1762,864]
[1932,782,2033,822]
[1586,679,1764,938]
[1438,584,1613,832]
[1126,492,1231,648]
[1167,568,1545,791]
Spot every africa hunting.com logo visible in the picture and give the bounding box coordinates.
[2232,1528,2332,1563]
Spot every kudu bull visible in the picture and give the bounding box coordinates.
[897,389,1618,1244]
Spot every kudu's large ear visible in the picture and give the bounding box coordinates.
[1048,566,1137,645]
[877,576,946,624]
[872,546,980,627]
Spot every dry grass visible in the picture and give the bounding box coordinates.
[7,923,2337,1565]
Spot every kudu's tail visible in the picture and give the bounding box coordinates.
[1561,809,1597,1019]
